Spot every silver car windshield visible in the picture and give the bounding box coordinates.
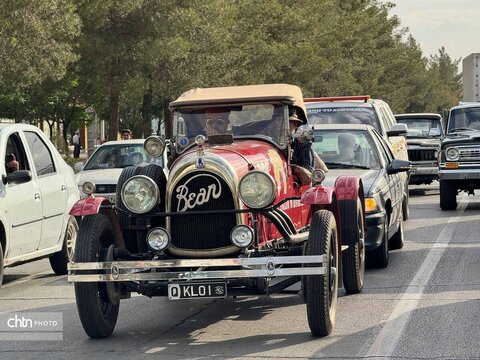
[174,103,289,152]
[448,107,480,133]
[83,144,164,170]
[307,106,380,133]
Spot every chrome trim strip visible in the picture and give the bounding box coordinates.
[68,267,325,282]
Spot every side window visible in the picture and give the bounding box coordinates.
[24,131,56,176]
[4,132,30,174]
[379,106,393,131]
[372,130,394,164]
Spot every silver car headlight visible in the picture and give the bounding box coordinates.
[121,175,159,214]
[446,147,459,161]
[239,171,276,209]
[144,136,165,158]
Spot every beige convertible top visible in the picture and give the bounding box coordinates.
[169,84,307,121]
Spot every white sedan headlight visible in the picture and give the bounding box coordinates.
[121,175,159,214]
[446,147,459,161]
[239,171,276,209]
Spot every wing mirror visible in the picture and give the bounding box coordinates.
[292,125,314,143]
[387,159,411,175]
[2,170,32,185]
[387,123,408,137]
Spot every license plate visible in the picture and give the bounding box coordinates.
[168,282,227,300]
[105,195,116,204]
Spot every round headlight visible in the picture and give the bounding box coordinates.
[147,228,170,251]
[312,169,326,185]
[446,147,459,161]
[82,181,96,195]
[239,171,276,209]
[144,136,165,158]
[231,225,254,248]
[121,175,159,214]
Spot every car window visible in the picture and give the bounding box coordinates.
[448,107,480,132]
[4,132,31,174]
[83,143,164,170]
[378,106,393,131]
[396,118,443,138]
[312,130,381,169]
[371,129,394,164]
[24,131,56,176]
[307,106,382,133]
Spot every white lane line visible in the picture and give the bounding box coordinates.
[1,270,54,290]
[363,198,467,358]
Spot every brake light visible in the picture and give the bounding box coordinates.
[304,95,371,103]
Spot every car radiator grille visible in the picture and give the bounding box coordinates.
[169,171,236,250]
[94,184,117,193]
[408,149,437,161]
[459,147,480,161]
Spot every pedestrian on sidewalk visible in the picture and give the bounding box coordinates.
[73,131,81,158]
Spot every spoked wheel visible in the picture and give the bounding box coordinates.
[304,210,339,337]
[49,217,79,275]
[74,214,119,339]
[341,198,365,294]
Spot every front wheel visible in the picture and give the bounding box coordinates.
[439,180,457,210]
[304,210,338,337]
[49,217,78,275]
[389,212,404,250]
[74,214,119,338]
[341,198,365,294]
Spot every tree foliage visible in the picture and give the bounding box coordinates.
[0,0,464,141]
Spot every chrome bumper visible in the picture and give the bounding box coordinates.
[67,255,326,282]
[411,165,438,176]
[439,168,480,180]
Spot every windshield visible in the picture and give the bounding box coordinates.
[312,129,381,170]
[173,103,289,152]
[307,106,381,132]
[83,143,164,170]
[396,118,443,138]
[448,107,480,133]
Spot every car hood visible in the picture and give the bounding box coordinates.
[323,168,381,196]
[407,138,440,147]
[76,168,124,185]
[442,132,480,149]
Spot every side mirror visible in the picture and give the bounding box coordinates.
[387,123,408,137]
[387,159,411,175]
[2,170,32,185]
[74,162,84,172]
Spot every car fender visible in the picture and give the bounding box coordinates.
[334,176,364,202]
[301,185,334,205]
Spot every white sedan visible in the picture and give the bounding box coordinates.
[75,139,167,203]
[0,123,80,286]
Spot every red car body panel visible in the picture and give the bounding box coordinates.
[69,196,110,216]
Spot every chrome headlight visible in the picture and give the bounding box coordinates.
[312,169,326,186]
[231,225,254,248]
[82,181,96,195]
[147,228,170,251]
[239,171,276,209]
[446,147,459,161]
[144,136,165,158]
[121,175,159,214]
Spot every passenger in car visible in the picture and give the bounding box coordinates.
[205,108,230,136]
[332,133,360,164]
[289,111,328,186]
[5,153,19,174]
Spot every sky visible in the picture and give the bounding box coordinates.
[387,0,480,68]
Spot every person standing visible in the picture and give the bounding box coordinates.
[72,131,81,158]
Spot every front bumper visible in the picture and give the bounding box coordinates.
[365,211,386,251]
[439,168,480,181]
[410,164,438,176]
[67,255,326,282]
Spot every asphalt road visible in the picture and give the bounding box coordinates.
[1,182,480,359]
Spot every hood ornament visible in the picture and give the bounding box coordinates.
[195,135,206,169]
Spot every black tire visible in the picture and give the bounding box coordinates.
[74,214,119,339]
[389,212,404,250]
[370,219,389,268]
[116,166,143,250]
[49,217,79,275]
[402,187,409,220]
[341,198,365,294]
[135,164,167,251]
[0,245,4,287]
[304,210,338,337]
[440,180,457,210]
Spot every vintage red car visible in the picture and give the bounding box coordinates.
[68,84,366,339]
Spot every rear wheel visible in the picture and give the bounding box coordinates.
[440,180,457,210]
[341,198,365,294]
[74,214,119,338]
[49,217,78,275]
[304,210,338,337]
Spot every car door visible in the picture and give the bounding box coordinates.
[3,132,42,259]
[371,130,402,230]
[23,130,68,251]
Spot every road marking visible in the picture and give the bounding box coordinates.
[363,198,467,358]
[1,270,54,289]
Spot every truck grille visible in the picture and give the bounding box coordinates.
[407,148,437,162]
[94,184,116,194]
[459,147,480,161]
[169,171,236,250]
